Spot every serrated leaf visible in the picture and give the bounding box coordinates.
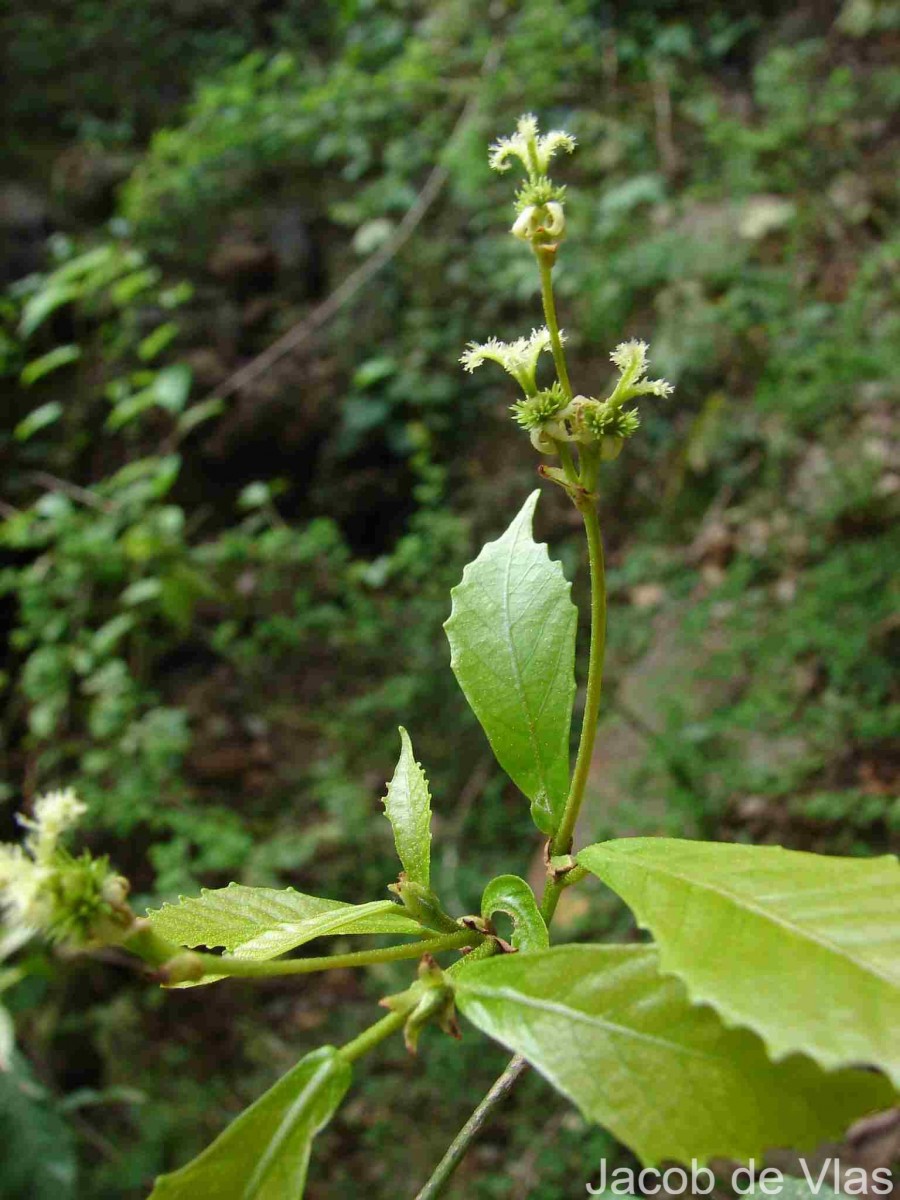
[453,945,895,1167]
[444,490,576,834]
[480,874,548,951]
[382,727,432,887]
[148,884,422,972]
[577,839,900,1084]
[149,1046,350,1199]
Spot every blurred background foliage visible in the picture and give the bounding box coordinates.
[0,0,898,1196]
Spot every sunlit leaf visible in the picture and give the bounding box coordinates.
[578,838,900,1084]
[444,490,576,834]
[148,883,423,976]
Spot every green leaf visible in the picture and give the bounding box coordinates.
[153,364,192,413]
[149,1046,350,1199]
[20,345,81,387]
[577,838,900,1084]
[480,874,548,951]
[13,402,64,442]
[453,945,895,1167]
[148,883,422,965]
[138,322,179,362]
[18,284,78,338]
[382,727,432,887]
[444,490,576,834]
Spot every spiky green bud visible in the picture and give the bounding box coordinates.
[511,382,568,431]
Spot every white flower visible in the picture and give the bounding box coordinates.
[17,788,87,862]
[608,340,674,405]
[0,844,49,931]
[489,114,576,177]
[460,327,560,393]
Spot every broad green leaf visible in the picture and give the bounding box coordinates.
[382,727,432,887]
[444,490,576,834]
[148,883,422,965]
[577,838,900,1084]
[453,945,895,1167]
[20,346,81,387]
[480,874,548,950]
[14,402,63,442]
[149,1046,350,1199]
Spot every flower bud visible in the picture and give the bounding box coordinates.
[511,206,537,240]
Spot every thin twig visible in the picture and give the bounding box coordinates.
[414,1056,528,1200]
[27,471,114,512]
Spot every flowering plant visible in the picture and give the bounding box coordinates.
[2,115,898,1200]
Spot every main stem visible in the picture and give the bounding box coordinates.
[418,254,609,1198]
[538,251,572,398]
[542,500,606,921]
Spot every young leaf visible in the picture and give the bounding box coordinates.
[148,884,422,967]
[480,874,548,950]
[577,838,900,1085]
[444,490,576,835]
[382,727,432,888]
[453,945,895,1167]
[149,1046,350,1199]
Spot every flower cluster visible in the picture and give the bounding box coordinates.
[489,113,575,246]
[463,115,674,481]
[460,327,557,395]
[0,790,130,946]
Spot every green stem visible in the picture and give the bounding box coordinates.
[339,1009,407,1065]
[414,1056,528,1200]
[192,930,477,980]
[551,501,606,859]
[418,483,609,1198]
[537,251,572,398]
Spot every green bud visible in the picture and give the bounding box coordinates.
[388,878,459,934]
